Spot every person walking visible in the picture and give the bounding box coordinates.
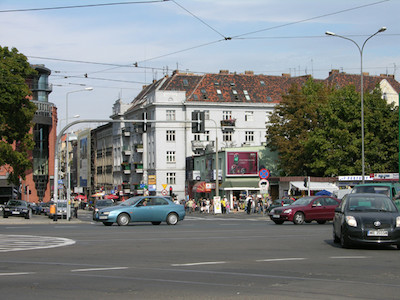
[246,196,252,214]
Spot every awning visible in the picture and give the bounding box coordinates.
[192,181,207,193]
[290,181,338,192]
[220,178,260,190]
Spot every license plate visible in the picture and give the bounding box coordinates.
[272,214,280,218]
[99,216,108,220]
[12,211,20,214]
[367,230,388,237]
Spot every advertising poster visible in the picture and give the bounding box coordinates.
[226,151,258,176]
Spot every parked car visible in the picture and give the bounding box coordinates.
[93,196,186,226]
[3,200,32,219]
[333,193,400,249]
[48,200,68,219]
[269,196,340,225]
[92,199,115,220]
[267,198,295,212]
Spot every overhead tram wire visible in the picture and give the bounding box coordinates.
[0,0,169,13]
[230,0,390,39]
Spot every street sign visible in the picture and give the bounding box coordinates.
[162,184,167,189]
[161,189,168,196]
[259,179,269,193]
[259,168,270,179]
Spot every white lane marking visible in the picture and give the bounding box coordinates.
[330,256,368,259]
[0,272,34,276]
[71,267,129,272]
[256,258,306,262]
[171,261,227,267]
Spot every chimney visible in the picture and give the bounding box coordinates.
[362,72,369,76]
[219,70,229,75]
[329,69,340,76]
[282,73,291,78]
[244,70,254,75]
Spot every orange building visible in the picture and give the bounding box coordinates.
[0,65,57,204]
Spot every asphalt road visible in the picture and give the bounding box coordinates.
[1,210,399,299]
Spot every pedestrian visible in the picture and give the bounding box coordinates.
[246,197,252,214]
[73,199,79,218]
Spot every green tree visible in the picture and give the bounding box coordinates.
[266,79,330,175]
[0,46,37,185]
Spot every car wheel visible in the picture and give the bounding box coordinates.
[152,221,161,225]
[166,213,178,225]
[293,212,305,225]
[103,222,113,226]
[273,220,284,225]
[3,214,8,218]
[397,243,400,250]
[117,213,130,226]
[340,230,351,248]
[317,220,326,224]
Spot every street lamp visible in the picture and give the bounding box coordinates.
[65,87,93,219]
[325,27,386,183]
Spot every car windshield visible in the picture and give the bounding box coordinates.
[7,200,25,206]
[353,185,390,197]
[348,196,397,212]
[119,197,142,206]
[57,202,67,208]
[291,197,314,206]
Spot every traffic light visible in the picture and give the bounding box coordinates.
[304,177,308,187]
[191,111,205,133]
[169,186,173,196]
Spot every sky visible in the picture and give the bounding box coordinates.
[1,0,399,133]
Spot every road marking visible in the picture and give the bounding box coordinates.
[0,235,75,252]
[330,256,368,259]
[256,258,306,262]
[0,272,34,276]
[171,261,227,267]
[71,267,129,272]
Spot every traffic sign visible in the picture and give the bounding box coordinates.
[161,189,168,196]
[259,179,269,193]
[259,168,270,179]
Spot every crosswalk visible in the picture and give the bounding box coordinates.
[0,234,75,252]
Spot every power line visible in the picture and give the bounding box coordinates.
[0,0,169,13]
[231,0,390,39]
[171,0,226,39]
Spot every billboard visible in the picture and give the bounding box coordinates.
[226,151,258,177]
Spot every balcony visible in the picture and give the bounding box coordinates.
[123,146,132,156]
[134,163,143,173]
[121,162,131,174]
[220,119,236,127]
[122,128,131,137]
[136,144,144,153]
[191,140,215,151]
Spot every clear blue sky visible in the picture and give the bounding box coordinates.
[0,0,398,129]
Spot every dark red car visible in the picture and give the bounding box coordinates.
[268,196,340,225]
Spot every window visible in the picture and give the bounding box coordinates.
[245,111,253,121]
[245,131,254,142]
[183,79,188,86]
[193,134,201,141]
[205,131,210,141]
[166,151,175,163]
[223,131,232,142]
[204,110,210,120]
[166,130,175,142]
[193,94,199,101]
[260,80,265,86]
[216,89,223,100]
[216,89,222,94]
[243,90,251,101]
[166,110,175,121]
[232,89,238,95]
[223,111,232,120]
[167,172,176,184]
[267,96,273,102]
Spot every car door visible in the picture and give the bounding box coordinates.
[322,197,340,220]
[151,197,170,221]
[307,197,326,220]
[131,197,154,222]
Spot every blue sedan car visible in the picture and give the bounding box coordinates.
[94,196,185,226]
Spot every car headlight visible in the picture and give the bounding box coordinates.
[4,208,9,211]
[396,216,400,227]
[345,216,357,227]
[283,208,292,214]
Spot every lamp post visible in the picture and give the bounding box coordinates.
[65,87,93,220]
[325,27,386,183]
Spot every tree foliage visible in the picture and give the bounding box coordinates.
[0,46,37,185]
[266,78,398,177]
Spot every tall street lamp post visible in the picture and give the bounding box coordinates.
[325,27,387,183]
[65,87,93,219]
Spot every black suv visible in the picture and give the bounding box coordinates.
[3,200,32,219]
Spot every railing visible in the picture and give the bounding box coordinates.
[31,100,53,117]
[220,119,236,127]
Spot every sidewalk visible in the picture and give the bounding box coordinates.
[0,214,84,225]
